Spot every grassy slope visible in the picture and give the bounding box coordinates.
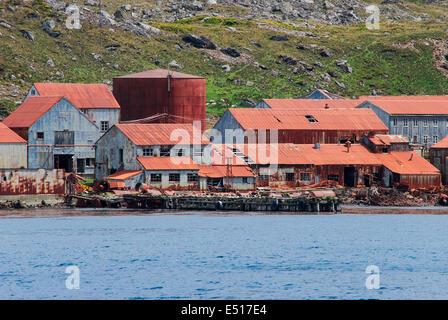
[0,0,448,120]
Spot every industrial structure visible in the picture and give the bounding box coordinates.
[0,122,27,169]
[3,96,99,175]
[429,136,448,184]
[255,99,361,109]
[113,69,206,130]
[213,108,389,144]
[298,89,346,100]
[25,83,120,133]
[95,123,210,181]
[357,99,448,146]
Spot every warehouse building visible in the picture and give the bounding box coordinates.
[3,96,99,175]
[213,108,388,144]
[25,83,120,134]
[357,99,448,146]
[0,122,27,169]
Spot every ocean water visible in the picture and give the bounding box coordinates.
[1,210,448,300]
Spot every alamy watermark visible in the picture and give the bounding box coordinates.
[65,265,80,290]
[365,265,380,290]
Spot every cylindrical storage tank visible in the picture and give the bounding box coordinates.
[113,69,206,130]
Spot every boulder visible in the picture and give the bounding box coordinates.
[182,34,216,49]
[221,47,241,58]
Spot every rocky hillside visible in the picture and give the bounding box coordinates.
[1,0,448,121]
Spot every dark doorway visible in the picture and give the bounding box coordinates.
[364,174,371,187]
[77,159,85,173]
[344,167,355,187]
[54,154,74,172]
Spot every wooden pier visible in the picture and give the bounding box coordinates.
[67,194,341,213]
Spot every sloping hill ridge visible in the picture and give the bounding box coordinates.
[0,0,448,121]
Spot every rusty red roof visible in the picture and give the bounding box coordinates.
[137,156,200,170]
[3,96,64,128]
[233,143,438,175]
[430,136,448,149]
[116,123,210,146]
[0,122,27,143]
[261,99,361,110]
[376,151,439,175]
[106,170,143,180]
[114,69,204,79]
[359,95,448,101]
[228,108,388,131]
[362,100,448,115]
[33,83,120,109]
[198,165,254,178]
[369,134,409,146]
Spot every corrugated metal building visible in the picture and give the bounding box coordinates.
[213,108,389,144]
[255,99,361,109]
[95,123,210,181]
[361,134,411,153]
[357,99,448,146]
[429,136,448,184]
[230,142,440,189]
[113,69,206,130]
[0,122,27,168]
[26,83,120,134]
[3,96,99,175]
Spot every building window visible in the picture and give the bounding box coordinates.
[423,119,428,127]
[160,146,171,157]
[150,174,162,182]
[305,115,318,123]
[242,177,249,184]
[286,173,295,181]
[300,173,311,181]
[100,121,109,132]
[259,174,268,181]
[85,158,95,167]
[37,132,44,140]
[423,135,429,144]
[328,174,339,182]
[169,173,180,182]
[413,119,418,127]
[433,119,438,127]
[446,119,448,128]
[187,173,198,182]
[413,136,418,143]
[143,148,153,156]
[392,118,398,127]
[433,136,439,144]
[119,149,123,163]
[403,118,408,127]
[177,149,184,157]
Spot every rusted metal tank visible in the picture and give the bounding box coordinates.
[113,69,206,130]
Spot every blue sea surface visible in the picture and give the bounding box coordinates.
[1,210,448,299]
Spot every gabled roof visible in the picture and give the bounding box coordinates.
[114,69,204,79]
[260,99,361,110]
[233,143,438,175]
[430,136,448,149]
[33,83,120,109]
[105,170,143,180]
[0,122,27,143]
[198,165,254,178]
[376,151,439,175]
[3,96,64,128]
[207,144,248,166]
[361,100,448,115]
[369,134,409,146]
[299,89,346,100]
[235,143,383,166]
[115,123,210,146]
[227,108,388,131]
[359,95,448,101]
[137,156,200,171]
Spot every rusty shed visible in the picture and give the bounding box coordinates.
[113,69,206,129]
